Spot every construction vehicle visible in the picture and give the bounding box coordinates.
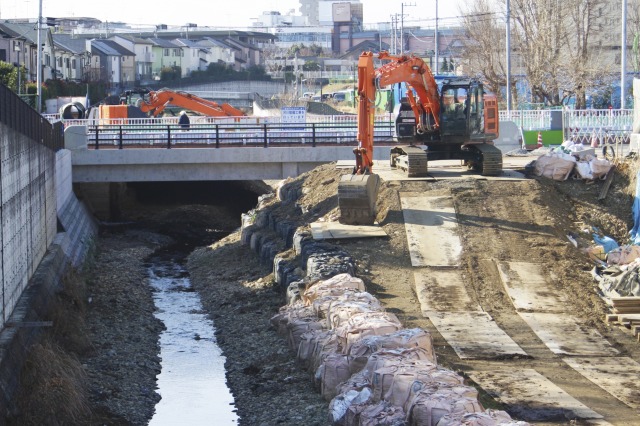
[90,88,245,123]
[338,51,501,225]
[135,89,245,117]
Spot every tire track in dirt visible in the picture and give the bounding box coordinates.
[451,179,639,425]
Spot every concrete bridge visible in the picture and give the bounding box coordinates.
[64,121,522,183]
[64,124,394,182]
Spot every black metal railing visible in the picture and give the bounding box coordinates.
[0,83,64,152]
[86,121,396,149]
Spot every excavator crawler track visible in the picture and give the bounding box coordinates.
[391,146,429,177]
[475,143,503,176]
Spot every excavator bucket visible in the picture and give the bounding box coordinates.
[338,173,381,225]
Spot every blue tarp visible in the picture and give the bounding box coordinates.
[593,234,619,253]
[630,171,640,244]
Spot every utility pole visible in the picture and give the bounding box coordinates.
[434,0,439,74]
[390,14,397,54]
[621,0,628,109]
[506,0,511,113]
[36,0,43,113]
[400,3,415,54]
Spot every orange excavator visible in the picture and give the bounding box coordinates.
[137,89,245,117]
[96,88,245,122]
[338,51,501,225]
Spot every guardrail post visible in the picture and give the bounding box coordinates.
[312,123,316,147]
[167,125,171,149]
[215,124,220,148]
[95,126,100,150]
[118,126,123,149]
[263,123,268,147]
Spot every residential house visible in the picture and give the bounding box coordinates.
[88,39,136,91]
[173,38,207,76]
[198,38,235,69]
[110,35,154,84]
[0,22,53,83]
[147,38,183,80]
[52,34,87,81]
[218,37,261,70]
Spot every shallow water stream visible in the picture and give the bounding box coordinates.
[147,248,238,425]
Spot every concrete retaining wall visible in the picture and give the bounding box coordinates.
[0,139,97,417]
[1,123,57,330]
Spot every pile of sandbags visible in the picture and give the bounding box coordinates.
[534,143,613,181]
[270,273,531,425]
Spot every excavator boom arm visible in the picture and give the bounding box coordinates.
[139,90,244,117]
[376,51,440,132]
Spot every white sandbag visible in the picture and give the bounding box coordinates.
[308,330,341,374]
[270,304,316,336]
[329,387,373,426]
[606,244,640,265]
[313,290,379,319]
[436,409,530,425]
[358,400,406,426]
[575,161,593,180]
[287,316,326,351]
[360,349,435,385]
[319,353,354,401]
[348,328,437,367]
[303,273,366,305]
[385,367,467,410]
[334,312,403,353]
[298,330,323,368]
[406,387,484,426]
[590,158,612,179]
[534,154,576,181]
[328,300,384,330]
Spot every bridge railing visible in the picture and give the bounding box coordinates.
[85,121,396,149]
[61,113,394,128]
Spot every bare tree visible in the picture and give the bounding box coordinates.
[561,0,614,109]
[458,0,512,105]
[460,0,617,109]
[628,0,640,74]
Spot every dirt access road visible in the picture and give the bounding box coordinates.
[336,159,640,425]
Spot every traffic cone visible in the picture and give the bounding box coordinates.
[537,131,543,148]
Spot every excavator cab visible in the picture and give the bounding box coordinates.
[393,99,418,140]
[439,79,487,142]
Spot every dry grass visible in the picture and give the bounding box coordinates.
[10,339,90,425]
[8,270,94,425]
[50,271,93,355]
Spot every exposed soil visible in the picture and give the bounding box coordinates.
[185,159,640,425]
[21,158,640,425]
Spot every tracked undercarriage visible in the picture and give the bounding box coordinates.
[390,143,503,177]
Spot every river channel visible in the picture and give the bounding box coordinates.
[125,181,265,423]
[147,244,238,425]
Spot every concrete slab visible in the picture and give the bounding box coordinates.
[336,160,529,182]
[413,269,481,313]
[400,195,463,267]
[424,311,528,359]
[518,312,619,356]
[310,221,387,240]
[469,368,605,422]
[563,357,640,410]
[496,261,567,313]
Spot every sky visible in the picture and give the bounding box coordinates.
[0,0,465,29]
